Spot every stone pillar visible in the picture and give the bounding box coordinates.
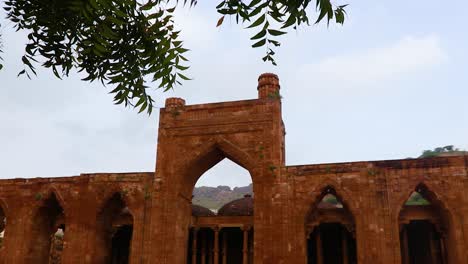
[342,228,349,264]
[222,231,227,264]
[401,227,410,264]
[439,235,447,264]
[213,227,219,264]
[249,229,254,264]
[316,228,323,264]
[192,228,199,264]
[201,230,206,264]
[429,229,438,264]
[242,226,250,264]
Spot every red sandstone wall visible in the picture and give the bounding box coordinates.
[286,156,468,264]
[0,172,153,264]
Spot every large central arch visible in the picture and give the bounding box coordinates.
[180,140,257,263]
[178,138,257,198]
[151,135,266,264]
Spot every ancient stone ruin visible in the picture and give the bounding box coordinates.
[0,73,467,264]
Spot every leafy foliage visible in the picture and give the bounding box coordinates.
[4,0,190,114]
[2,0,348,113]
[419,145,466,158]
[216,0,347,65]
[405,192,430,206]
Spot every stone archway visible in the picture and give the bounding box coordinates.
[305,186,357,264]
[25,192,65,264]
[150,78,285,263]
[95,192,134,264]
[153,138,262,264]
[183,149,255,264]
[398,183,458,264]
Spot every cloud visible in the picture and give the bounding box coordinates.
[297,35,447,86]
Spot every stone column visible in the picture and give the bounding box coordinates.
[249,229,254,263]
[192,228,199,264]
[429,229,438,264]
[401,227,410,264]
[316,228,323,264]
[242,226,250,264]
[439,235,447,264]
[222,231,227,264]
[201,230,206,264]
[341,228,348,264]
[213,227,219,264]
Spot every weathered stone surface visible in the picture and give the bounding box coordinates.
[0,73,467,264]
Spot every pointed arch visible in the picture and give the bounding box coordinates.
[95,192,134,264]
[42,187,67,215]
[179,136,257,196]
[304,184,358,264]
[397,182,460,264]
[303,180,358,220]
[305,185,356,231]
[25,191,65,264]
[394,181,451,219]
[96,186,134,215]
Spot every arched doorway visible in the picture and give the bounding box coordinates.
[96,193,134,264]
[306,187,357,264]
[26,192,65,264]
[398,184,457,264]
[187,157,254,264]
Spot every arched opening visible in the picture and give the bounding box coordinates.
[188,157,254,264]
[49,226,65,264]
[26,192,65,264]
[306,187,357,264]
[0,204,6,253]
[96,193,134,264]
[398,184,457,264]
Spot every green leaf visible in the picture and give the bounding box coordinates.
[17,69,25,77]
[140,2,154,11]
[268,29,286,36]
[138,101,148,113]
[177,72,191,80]
[251,38,266,48]
[250,29,266,40]
[248,0,262,8]
[315,8,328,24]
[281,14,296,28]
[247,14,265,28]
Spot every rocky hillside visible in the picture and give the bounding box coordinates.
[192,184,253,211]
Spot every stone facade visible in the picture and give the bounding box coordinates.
[0,73,467,264]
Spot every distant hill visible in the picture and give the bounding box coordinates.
[192,184,253,211]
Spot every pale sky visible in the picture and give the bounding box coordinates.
[1,0,467,187]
